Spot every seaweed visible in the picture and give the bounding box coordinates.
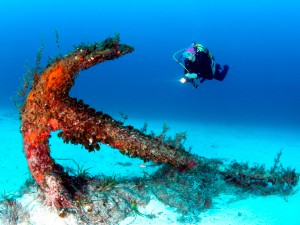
[0,192,29,225]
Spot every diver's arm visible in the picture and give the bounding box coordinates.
[184,60,198,78]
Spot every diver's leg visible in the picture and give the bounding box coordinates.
[214,65,229,81]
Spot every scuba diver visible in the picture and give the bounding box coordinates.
[173,42,229,88]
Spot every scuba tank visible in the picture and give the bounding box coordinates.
[193,43,216,75]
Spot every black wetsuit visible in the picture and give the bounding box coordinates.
[184,50,229,83]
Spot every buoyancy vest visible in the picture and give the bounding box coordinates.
[193,43,216,75]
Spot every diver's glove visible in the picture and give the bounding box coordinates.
[185,73,197,79]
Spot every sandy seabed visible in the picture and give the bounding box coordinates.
[0,109,299,225]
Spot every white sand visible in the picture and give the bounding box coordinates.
[0,109,299,225]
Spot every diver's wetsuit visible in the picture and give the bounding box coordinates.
[184,50,229,83]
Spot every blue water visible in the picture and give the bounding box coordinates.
[0,1,300,224]
[1,0,300,127]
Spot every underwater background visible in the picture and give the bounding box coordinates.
[0,0,300,224]
[1,0,299,126]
